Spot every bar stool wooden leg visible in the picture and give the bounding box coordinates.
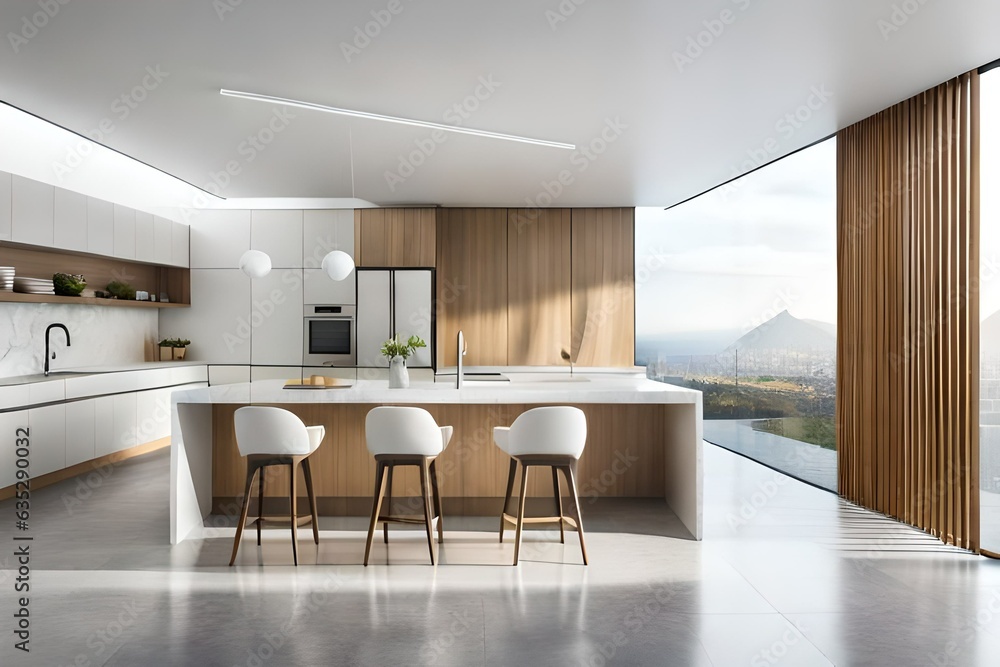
[564,461,588,566]
[429,459,444,544]
[513,462,530,566]
[256,463,265,546]
[383,465,394,544]
[552,466,565,544]
[364,462,387,566]
[289,462,299,566]
[302,458,320,545]
[229,462,258,566]
[419,457,435,565]
[500,458,517,543]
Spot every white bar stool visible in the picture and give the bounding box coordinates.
[494,406,588,566]
[364,407,453,566]
[229,406,325,566]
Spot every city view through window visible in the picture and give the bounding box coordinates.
[636,139,838,491]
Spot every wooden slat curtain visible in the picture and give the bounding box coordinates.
[837,70,980,551]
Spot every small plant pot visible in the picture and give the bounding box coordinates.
[173,347,187,360]
[159,346,173,362]
[388,356,409,388]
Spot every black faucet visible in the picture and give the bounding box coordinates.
[44,323,71,376]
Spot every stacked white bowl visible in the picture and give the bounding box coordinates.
[0,266,13,292]
[13,276,55,294]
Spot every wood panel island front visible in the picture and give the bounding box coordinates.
[170,373,703,544]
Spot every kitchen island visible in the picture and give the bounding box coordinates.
[170,373,703,544]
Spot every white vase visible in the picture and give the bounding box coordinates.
[388,356,409,388]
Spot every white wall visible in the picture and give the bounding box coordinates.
[0,303,157,378]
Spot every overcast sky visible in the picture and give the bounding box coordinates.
[637,69,999,342]
[635,138,837,339]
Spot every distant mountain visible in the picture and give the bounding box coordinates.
[726,310,836,352]
[636,329,742,361]
[802,319,837,338]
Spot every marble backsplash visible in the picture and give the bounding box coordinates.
[0,303,158,378]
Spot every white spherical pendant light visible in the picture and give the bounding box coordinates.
[322,250,355,281]
[238,249,272,278]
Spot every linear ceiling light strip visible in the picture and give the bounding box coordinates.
[219,89,575,150]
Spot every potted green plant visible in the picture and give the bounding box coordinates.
[380,334,426,388]
[158,338,191,361]
[52,273,87,297]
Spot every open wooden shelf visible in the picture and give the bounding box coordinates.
[0,291,188,308]
[0,242,190,308]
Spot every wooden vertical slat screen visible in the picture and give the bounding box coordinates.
[837,71,980,551]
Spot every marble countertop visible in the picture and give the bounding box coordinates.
[0,361,205,386]
[173,373,701,406]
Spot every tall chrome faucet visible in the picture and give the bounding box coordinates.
[456,330,466,389]
[44,323,71,376]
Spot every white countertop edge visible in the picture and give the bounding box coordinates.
[172,376,701,406]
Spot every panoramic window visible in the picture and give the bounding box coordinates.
[980,67,1000,554]
[636,138,837,491]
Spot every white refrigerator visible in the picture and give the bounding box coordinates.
[356,269,434,367]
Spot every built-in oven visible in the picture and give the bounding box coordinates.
[303,305,356,366]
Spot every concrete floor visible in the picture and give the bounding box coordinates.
[2,444,1000,666]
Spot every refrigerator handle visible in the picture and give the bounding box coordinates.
[389,270,395,338]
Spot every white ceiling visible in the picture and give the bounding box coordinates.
[0,0,996,208]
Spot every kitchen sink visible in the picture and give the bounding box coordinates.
[510,376,590,383]
[462,373,510,382]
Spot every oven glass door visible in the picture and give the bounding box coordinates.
[308,318,353,356]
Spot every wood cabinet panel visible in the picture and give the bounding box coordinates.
[210,402,665,505]
[436,208,508,367]
[356,208,436,267]
[571,208,635,367]
[507,208,572,366]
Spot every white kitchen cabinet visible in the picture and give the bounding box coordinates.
[53,187,88,252]
[28,404,66,477]
[190,209,249,268]
[303,209,354,268]
[87,198,114,256]
[136,388,172,444]
[11,174,54,247]
[94,396,115,458]
[0,410,29,488]
[65,399,97,467]
[154,216,172,265]
[113,204,136,259]
[159,269,251,364]
[208,365,251,385]
[250,366,303,382]
[303,269,356,305]
[112,392,138,454]
[0,170,12,241]
[171,221,190,267]
[250,269,304,365]
[252,209,303,268]
[135,211,155,262]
